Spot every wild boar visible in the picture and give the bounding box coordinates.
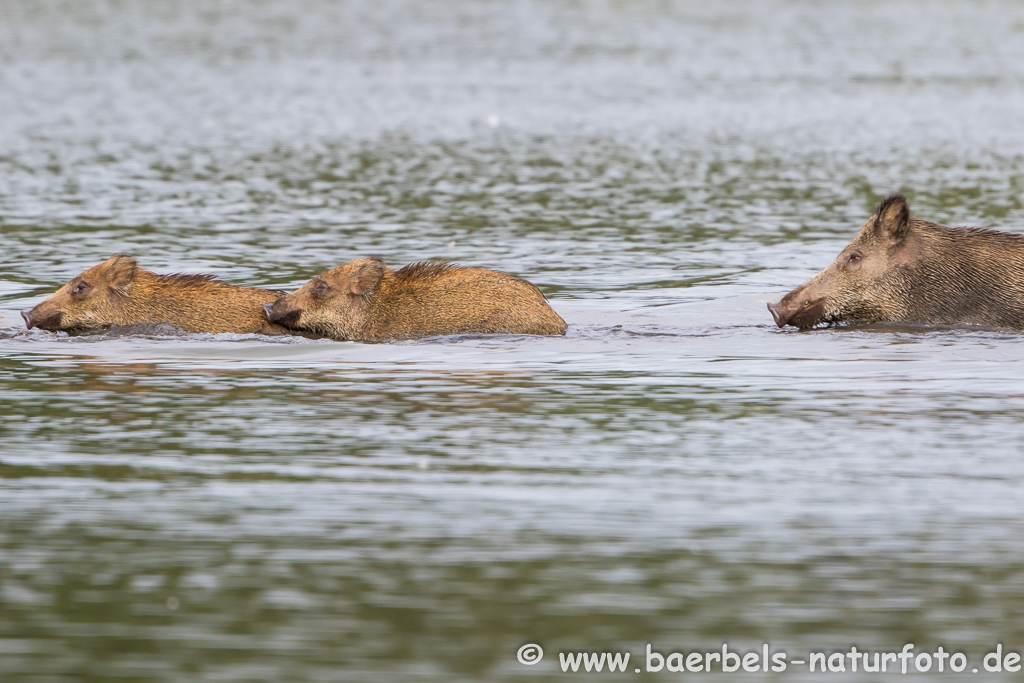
[768,194,1024,330]
[263,258,568,341]
[23,254,289,335]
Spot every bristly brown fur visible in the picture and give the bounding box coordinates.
[265,258,568,341]
[154,272,220,288]
[954,226,1024,244]
[393,261,462,282]
[24,255,291,335]
[770,194,1024,330]
[393,260,545,297]
[152,271,286,295]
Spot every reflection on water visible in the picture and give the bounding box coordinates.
[4,0,1024,680]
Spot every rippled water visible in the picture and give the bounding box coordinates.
[4,1,1024,681]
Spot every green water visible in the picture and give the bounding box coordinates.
[3,1,1024,680]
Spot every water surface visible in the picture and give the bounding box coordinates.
[3,1,1024,680]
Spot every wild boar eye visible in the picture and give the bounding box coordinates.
[312,281,331,296]
[72,282,89,295]
[848,253,862,264]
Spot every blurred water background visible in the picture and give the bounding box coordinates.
[3,0,1024,680]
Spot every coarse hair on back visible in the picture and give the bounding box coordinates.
[392,260,463,283]
[150,271,284,294]
[152,272,221,289]
[392,260,541,290]
[953,226,1024,245]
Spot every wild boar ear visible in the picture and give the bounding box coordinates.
[103,254,137,290]
[873,194,910,242]
[348,260,386,296]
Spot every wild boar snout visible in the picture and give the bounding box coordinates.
[264,301,301,327]
[767,301,786,328]
[768,286,829,329]
[22,307,61,330]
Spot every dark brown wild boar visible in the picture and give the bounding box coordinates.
[23,254,289,335]
[263,258,567,341]
[768,194,1024,330]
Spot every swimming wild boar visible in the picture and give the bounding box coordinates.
[23,254,288,335]
[768,194,1024,330]
[263,258,567,341]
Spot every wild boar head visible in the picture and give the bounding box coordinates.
[264,258,387,339]
[23,254,138,332]
[768,195,917,329]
